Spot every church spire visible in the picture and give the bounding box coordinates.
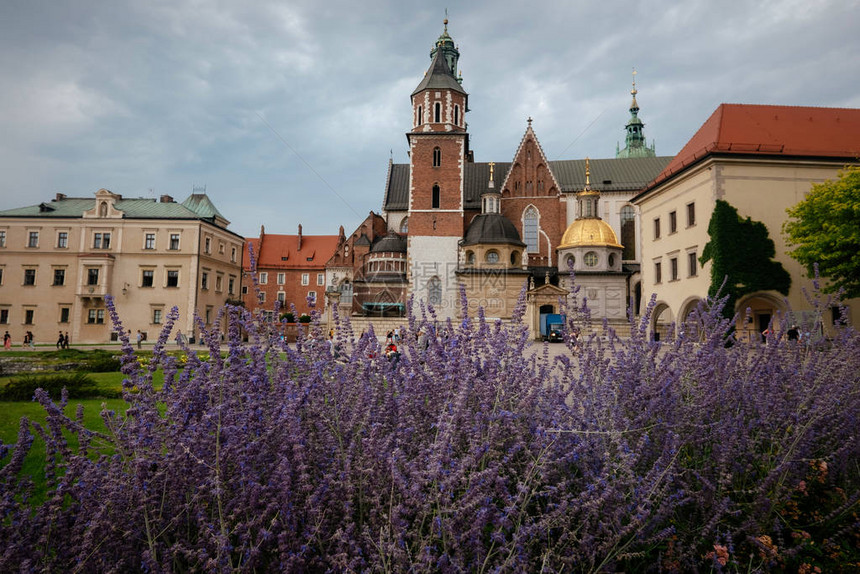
[616,68,656,158]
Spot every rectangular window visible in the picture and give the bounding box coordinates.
[258,292,266,303]
[317,273,325,286]
[141,269,154,287]
[670,257,679,281]
[205,307,212,325]
[219,242,225,254]
[215,275,223,292]
[53,268,65,286]
[93,232,111,249]
[60,307,70,323]
[688,252,698,277]
[0,230,6,247]
[653,218,661,239]
[654,261,662,284]
[57,232,68,248]
[152,309,162,324]
[0,267,3,285]
[204,237,211,253]
[24,269,36,286]
[145,233,155,249]
[308,291,317,304]
[242,285,248,295]
[686,202,696,227]
[277,273,285,285]
[0,309,8,324]
[169,234,180,250]
[259,272,268,285]
[28,231,39,248]
[87,268,99,286]
[301,273,309,286]
[201,272,209,290]
[25,309,35,325]
[229,277,236,295]
[231,246,237,262]
[87,309,104,324]
[669,211,677,234]
[166,270,179,288]
[277,291,286,303]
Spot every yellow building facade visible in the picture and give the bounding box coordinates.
[0,189,244,345]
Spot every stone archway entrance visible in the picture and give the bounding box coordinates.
[736,293,786,343]
[526,283,569,340]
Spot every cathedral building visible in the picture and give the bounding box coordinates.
[370,20,671,333]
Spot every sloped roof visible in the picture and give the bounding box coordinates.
[463,213,525,247]
[0,194,230,222]
[182,193,228,223]
[642,104,860,194]
[245,233,341,271]
[382,156,670,212]
[411,43,467,96]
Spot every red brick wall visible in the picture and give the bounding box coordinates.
[244,267,326,317]
[409,134,465,237]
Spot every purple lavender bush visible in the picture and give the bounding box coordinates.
[1,283,859,572]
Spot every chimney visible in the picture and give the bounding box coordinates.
[297,224,303,251]
[55,193,66,201]
[159,194,174,203]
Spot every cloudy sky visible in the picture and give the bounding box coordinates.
[1,0,858,238]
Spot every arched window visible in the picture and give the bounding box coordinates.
[608,253,616,268]
[523,206,539,252]
[565,254,575,269]
[620,205,636,260]
[486,250,499,264]
[417,105,423,126]
[400,217,408,234]
[466,250,475,265]
[434,102,441,123]
[510,251,519,265]
[433,147,441,167]
[432,185,440,209]
[428,276,442,305]
[584,251,598,267]
[454,105,459,126]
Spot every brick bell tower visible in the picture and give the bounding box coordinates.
[407,18,470,317]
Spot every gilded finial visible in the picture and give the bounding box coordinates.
[585,157,591,188]
[488,161,495,182]
[630,67,639,109]
[444,9,448,31]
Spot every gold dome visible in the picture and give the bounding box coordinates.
[559,218,623,249]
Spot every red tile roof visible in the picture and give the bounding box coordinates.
[244,234,341,271]
[642,104,860,193]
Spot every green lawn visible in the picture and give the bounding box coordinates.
[0,367,168,505]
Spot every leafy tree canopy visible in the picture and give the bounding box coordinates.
[700,199,791,318]
[784,166,860,298]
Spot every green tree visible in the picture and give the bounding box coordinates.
[700,199,791,319]
[784,166,860,298]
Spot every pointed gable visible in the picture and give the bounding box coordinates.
[500,121,562,198]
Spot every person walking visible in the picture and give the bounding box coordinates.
[57,331,65,349]
[63,332,70,349]
[136,330,143,349]
[3,331,10,351]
